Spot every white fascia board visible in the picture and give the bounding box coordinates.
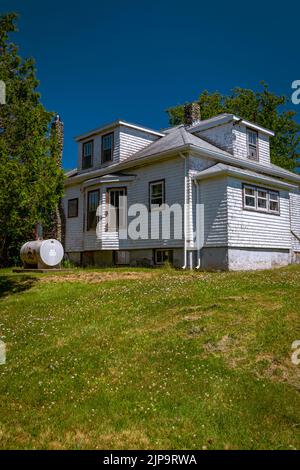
[189,114,274,136]
[188,115,234,133]
[74,120,165,142]
[233,117,275,136]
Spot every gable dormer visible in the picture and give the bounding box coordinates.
[75,121,164,174]
[188,114,274,166]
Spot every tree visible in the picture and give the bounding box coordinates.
[0,13,64,266]
[167,84,300,172]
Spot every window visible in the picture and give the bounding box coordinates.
[102,132,114,163]
[154,249,173,265]
[247,129,258,160]
[244,186,256,208]
[243,185,280,214]
[149,180,165,209]
[82,141,93,169]
[106,188,126,231]
[68,198,78,218]
[269,191,279,213]
[87,190,99,230]
[257,189,268,210]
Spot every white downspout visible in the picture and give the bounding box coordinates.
[195,180,201,269]
[180,153,187,269]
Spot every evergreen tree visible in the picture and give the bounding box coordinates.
[167,84,300,172]
[0,13,64,266]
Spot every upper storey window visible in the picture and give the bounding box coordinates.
[82,140,93,169]
[102,132,114,163]
[247,129,258,161]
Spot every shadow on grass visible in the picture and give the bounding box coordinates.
[0,275,38,299]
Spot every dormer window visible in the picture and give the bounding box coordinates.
[247,129,258,161]
[102,132,114,163]
[82,141,93,169]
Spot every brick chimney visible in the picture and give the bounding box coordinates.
[44,114,65,245]
[184,102,201,127]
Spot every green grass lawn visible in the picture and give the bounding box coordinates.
[0,266,300,450]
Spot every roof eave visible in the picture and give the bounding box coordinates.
[190,145,300,184]
[74,120,165,142]
[64,144,190,187]
[193,165,297,190]
[188,114,274,137]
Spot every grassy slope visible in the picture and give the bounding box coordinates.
[0,266,299,450]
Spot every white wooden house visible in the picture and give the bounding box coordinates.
[63,105,300,270]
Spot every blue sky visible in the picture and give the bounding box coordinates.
[2,0,300,169]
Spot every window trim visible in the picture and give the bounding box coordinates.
[242,184,280,215]
[67,198,79,218]
[149,179,165,210]
[246,128,259,161]
[101,132,114,164]
[86,189,100,231]
[82,140,94,170]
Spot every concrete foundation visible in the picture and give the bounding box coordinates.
[228,248,290,271]
[66,246,295,271]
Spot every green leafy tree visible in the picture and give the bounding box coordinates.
[167,85,300,172]
[0,13,64,266]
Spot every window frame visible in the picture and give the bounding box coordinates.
[106,186,127,232]
[82,140,93,170]
[243,184,280,215]
[149,179,165,210]
[67,198,79,218]
[246,128,259,161]
[86,189,100,231]
[269,190,280,214]
[101,132,114,164]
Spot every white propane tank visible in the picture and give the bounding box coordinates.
[20,239,64,268]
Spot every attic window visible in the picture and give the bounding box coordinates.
[82,141,93,169]
[102,132,114,163]
[247,129,258,160]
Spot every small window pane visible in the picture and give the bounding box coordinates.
[150,181,164,207]
[257,190,267,210]
[68,198,78,218]
[245,196,255,207]
[257,198,267,209]
[245,187,255,196]
[82,141,93,169]
[269,200,279,212]
[102,133,114,163]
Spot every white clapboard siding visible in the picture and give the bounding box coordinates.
[63,186,84,252]
[68,157,185,252]
[227,177,291,248]
[233,125,271,166]
[290,190,300,251]
[77,125,158,174]
[197,123,234,153]
[199,177,228,246]
[120,157,185,249]
[119,126,159,161]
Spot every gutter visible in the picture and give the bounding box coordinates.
[180,153,188,269]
